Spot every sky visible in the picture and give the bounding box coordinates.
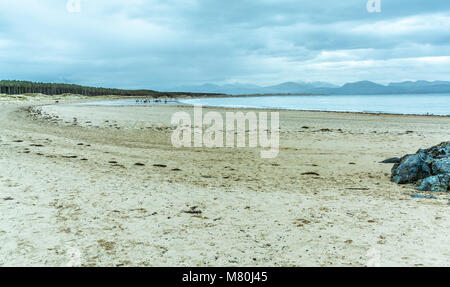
[0,0,450,90]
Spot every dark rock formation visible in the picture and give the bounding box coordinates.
[391,154,432,184]
[432,158,450,174]
[417,174,450,193]
[380,157,401,164]
[391,141,449,192]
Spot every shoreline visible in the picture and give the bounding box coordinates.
[70,99,450,118]
[3,93,450,117]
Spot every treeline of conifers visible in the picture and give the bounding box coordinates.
[0,80,223,97]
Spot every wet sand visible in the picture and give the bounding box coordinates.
[0,95,449,266]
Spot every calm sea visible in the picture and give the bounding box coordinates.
[179,94,450,116]
[79,94,450,116]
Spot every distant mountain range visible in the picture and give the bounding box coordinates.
[167,80,450,95]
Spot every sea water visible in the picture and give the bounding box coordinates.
[78,94,450,116]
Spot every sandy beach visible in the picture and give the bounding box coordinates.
[0,95,449,267]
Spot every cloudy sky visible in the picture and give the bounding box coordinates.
[0,0,449,89]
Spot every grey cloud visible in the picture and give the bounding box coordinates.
[0,0,449,89]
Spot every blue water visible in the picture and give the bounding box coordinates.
[178,94,450,116]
